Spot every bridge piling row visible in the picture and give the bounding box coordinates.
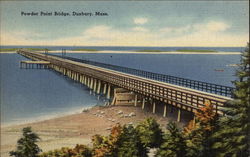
[48,64,113,105]
[22,57,186,122]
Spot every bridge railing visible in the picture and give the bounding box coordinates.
[48,53,235,97]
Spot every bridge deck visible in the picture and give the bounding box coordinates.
[20,60,50,64]
[17,50,232,114]
[48,54,235,98]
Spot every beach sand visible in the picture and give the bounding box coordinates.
[1,105,190,157]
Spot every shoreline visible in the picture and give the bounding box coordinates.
[0,50,241,55]
[1,106,94,128]
[1,105,191,157]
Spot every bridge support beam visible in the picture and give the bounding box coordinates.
[153,101,156,114]
[134,94,137,106]
[86,77,90,87]
[63,68,66,75]
[103,83,107,95]
[97,80,101,94]
[75,73,78,81]
[142,98,145,109]
[88,77,91,89]
[93,79,97,93]
[90,78,94,89]
[163,104,167,117]
[177,109,181,122]
[84,76,86,85]
[107,84,111,99]
[79,75,82,83]
[76,73,79,81]
[81,75,84,84]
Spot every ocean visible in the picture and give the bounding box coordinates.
[1,46,244,52]
[0,46,242,126]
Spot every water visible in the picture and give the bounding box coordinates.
[0,53,101,126]
[0,48,241,126]
[1,45,244,52]
[64,53,240,87]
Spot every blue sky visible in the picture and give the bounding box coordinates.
[0,1,249,47]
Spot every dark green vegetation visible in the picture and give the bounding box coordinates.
[39,145,92,157]
[27,48,51,51]
[71,49,98,51]
[0,48,19,52]
[10,43,249,157]
[212,43,250,157]
[0,48,50,52]
[10,127,42,157]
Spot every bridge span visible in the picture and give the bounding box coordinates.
[17,50,233,122]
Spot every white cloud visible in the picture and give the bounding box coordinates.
[160,25,191,34]
[132,27,148,32]
[193,21,230,32]
[1,21,248,47]
[134,18,148,25]
[160,21,230,35]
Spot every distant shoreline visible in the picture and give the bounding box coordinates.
[0,50,241,55]
[1,105,93,128]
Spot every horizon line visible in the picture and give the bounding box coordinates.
[0,45,245,48]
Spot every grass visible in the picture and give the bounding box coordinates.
[71,49,98,51]
[0,48,51,52]
[0,48,19,52]
[26,48,51,51]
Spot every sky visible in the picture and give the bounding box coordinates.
[0,1,249,47]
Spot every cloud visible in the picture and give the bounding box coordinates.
[132,27,148,32]
[160,25,191,35]
[1,20,248,47]
[160,21,230,36]
[193,21,230,32]
[134,18,148,25]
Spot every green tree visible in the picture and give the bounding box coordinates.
[92,124,122,157]
[212,43,250,157]
[10,127,42,157]
[157,122,186,157]
[184,100,217,157]
[117,125,147,157]
[39,144,92,157]
[136,117,163,149]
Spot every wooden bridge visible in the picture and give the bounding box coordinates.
[17,49,234,122]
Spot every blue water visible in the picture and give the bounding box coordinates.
[0,48,241,126]
[1,45,244,52]
[64,53,240,87]
[0,54,101,126]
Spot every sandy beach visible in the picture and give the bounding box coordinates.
[63,50,241,55]
[1,105,190,157]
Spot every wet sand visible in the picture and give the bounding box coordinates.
[1,105,191,157]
